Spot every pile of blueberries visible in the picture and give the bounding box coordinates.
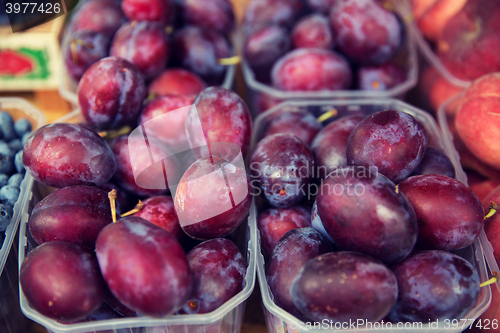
[0,111,31,247]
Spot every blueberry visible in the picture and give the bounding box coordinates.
[9,138,23,152]
[0,186,20,206]
[14,118,32,138]
[15,151,24,173]
[0,203,13,232]
[0,111,15,141]
[0,174,8,187]
[0,143,14,174]
[8,173,24,188]
[21,132,31,146]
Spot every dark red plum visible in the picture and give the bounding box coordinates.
[110,135,178,197]
[180,0,235,35]
[250,134,315,208]
[69,0,125,36]
[122,0,175,25]
[271,48,352,91]
[140,94,195,149]
[306,0,336,14]
[243,0,304,30]
[63,30,111,81]
[263,110,321,146]
[174,156,251,240]
[133,195,183,242]
[77,57,146,130]
[389,251,480,322]
[96,216,191,317]
[148,69,206,97]
[182,238,246,314]
[330,0,402,65]
[411,147,456,178]
[186,87,252,159]
[398,175,484,250]
[267,228,332,320]
[105,293,138,318]
[23,123,116,188]
[173,26,230,84]
[110,21,170,79]
[346,110,428,183]
[311,115,364,179]
[291,252,398,323]
[243,24,291,82]
[291,14,334,50]
[483,186,500,266]
[258,206,312,256]
[256,93,283,115]
[357,63,406,91]
[20,241,106,322]
[317,166,418,264]
[311,200,337,245]
[29,186,112,249]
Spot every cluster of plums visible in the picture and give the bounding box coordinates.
[252,107,485,324]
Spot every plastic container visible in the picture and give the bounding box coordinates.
[392,0,471,90]
[252,98,492,333]
[240,9,419,115]
[17,111,257,333]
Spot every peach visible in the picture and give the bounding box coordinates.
[455,73,500,170]
[467,170,500,203]
[411,0,438,20]
[416,66,463,113]
[416,0,467,42]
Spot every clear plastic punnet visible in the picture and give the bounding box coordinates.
[251,98,492,333]
[17,110,257,333]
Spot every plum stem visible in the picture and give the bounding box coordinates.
[218,56,241,66]
[480,277,498,287]
[145,92,156,103]
[108,190,117,223]
[98,126,132,140]
[165,26,174,35]
[70,39,94,63]
[395,185,399,194]
[485,202,499,219]
[120,200,145,217]
[317,109,338,123]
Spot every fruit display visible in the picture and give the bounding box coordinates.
[252,99,490,332]
[242,0,418,114]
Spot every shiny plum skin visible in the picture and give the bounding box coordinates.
[317,166,418,264]
[173,26,230,84]
[69,0,125,36]
[357,63,406,91]
[250,134,315,208]
[311,200,335,244]
[182,238,246,314]
[23,123,116,188]
[110,21,170,80]
[291,14,334,50]
[244,24,291,82]
[140,94,195,149]
[243,0,304,30]
[109,135,177,197]
[271,48,352,91]
[132,195,183,242]
[148,69,206,97]
[267,228,332,320]
[186,87,252,158]
[330,0,402,64]
[174,156,251,240]
[398,175,484,250]
[311,115,364,179]
[63,30,111,81]
[258,206,312,256]
[389,251,480,322]
[77,57,146,130]
[306,0,336,14]
[29,186,112,249]
[180,0,235,35]
[95,216,191,317]
[20,241,107,322]
[263,110,322,146]
[411,147,456,178]
[346,110,428,183]
[291,251,398,323]
[121,0,175,25]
